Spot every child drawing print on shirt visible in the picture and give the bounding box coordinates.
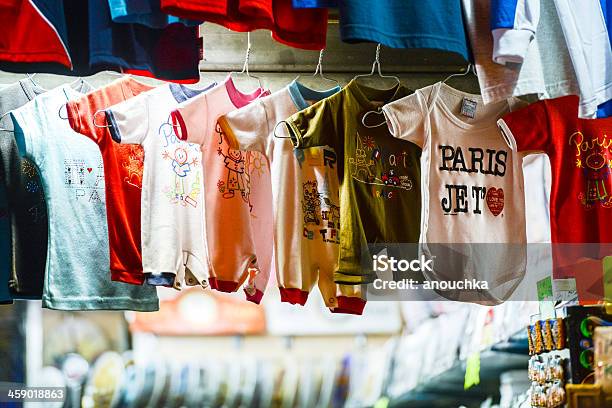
[215,123,251,205]
[350,132,414,194]
[162,145,201,208]
[159,114,202,207]
[569,131,612,209]
[349,132,376,183]
[248,151,267,178]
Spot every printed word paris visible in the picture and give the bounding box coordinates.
[438,145,507,176]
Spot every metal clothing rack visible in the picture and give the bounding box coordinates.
[197,24,470,75]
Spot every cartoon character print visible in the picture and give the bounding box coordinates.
[302,180,322,225]
[302,175,340,244]
[349,132,413,193]
[322,198,340,229]
[570,131,612,209]
[215,123,251,206]
[160,115,202,207]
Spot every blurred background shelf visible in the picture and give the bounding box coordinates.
[389,332,529,408]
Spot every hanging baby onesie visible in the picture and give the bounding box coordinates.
[383,82,527,303]
[66,77,156,285]
[0,79,47,300]
[499,96,612,280]
[218,80,365,314]
[160,0,328,50]
[105,82,216,289]
[286,80,421,285]
[11,83,159,311]
[171,77,269,302]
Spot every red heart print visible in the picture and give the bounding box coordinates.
[486,187,504,216]
[87,167,92,173]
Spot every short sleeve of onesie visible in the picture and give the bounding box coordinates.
[217,99,268,153]
[383,91,429,148]
[106,97,150,145]
[498,99,551,152]
[287,99,338,150]
[170,93,208,145]
[66,97,98,143]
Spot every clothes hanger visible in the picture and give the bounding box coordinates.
[274,50,341,139]
[355,44,402,128]
[354,43,401,86]
[294,49,340,88]
[90,70,141,129]
[229,32,264,90]
[273,121,292,140]
[442,63,477,84]
[58,77,89,120]
[93,110,110,128]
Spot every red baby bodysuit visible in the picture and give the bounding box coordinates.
[499,95,612,280]
[66,77,156,285]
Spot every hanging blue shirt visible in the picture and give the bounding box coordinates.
[90,0,201,82]
[337,0,469,60]
[108,0,202,29]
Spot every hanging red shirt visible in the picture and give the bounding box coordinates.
[160,0,327,50]
[0,0,71,68]
[499,95,612,280]
[66,77,156,285]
